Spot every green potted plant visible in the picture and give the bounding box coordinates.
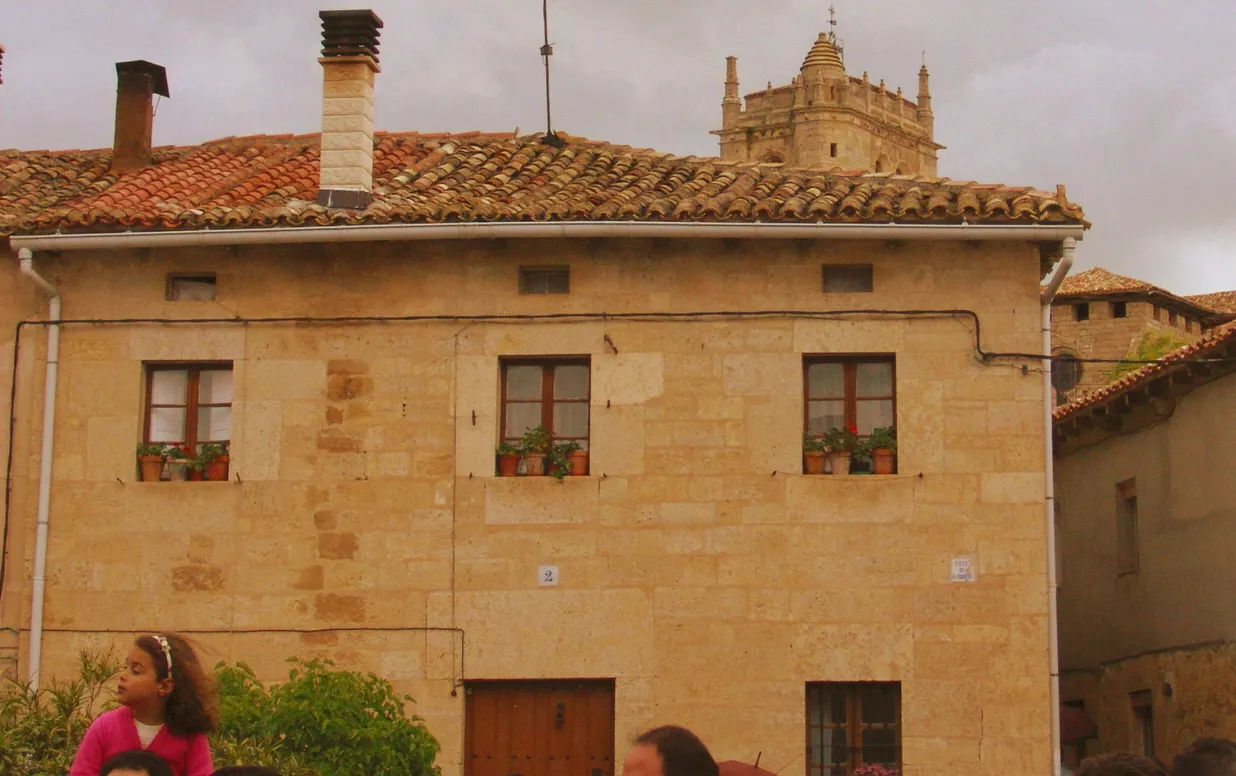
[548,440,585,480]
[519,426,550,476]
[200,442,230,481]
[164,445,192,481]
[496,440,521,477]
[822,425,861,476]
[136,443,166,482]
[864,426,897,474]
[802,432,827,475]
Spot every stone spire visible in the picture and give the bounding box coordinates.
[722,56,741,126]
[917,63,934,134]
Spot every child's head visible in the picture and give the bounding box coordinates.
[101,750,174,776]
[123,633,219,736]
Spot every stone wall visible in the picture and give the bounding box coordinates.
[2,237,1052,776]
[1050,300,1197,400]
[1061,642,1236,763]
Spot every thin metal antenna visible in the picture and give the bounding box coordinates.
[540,0,563,146]
[827,4,845,62]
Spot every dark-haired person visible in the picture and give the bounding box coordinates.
[71,633,219,776]
[100,750,174,776]
[623,726,720,776]
[1077,753,1168,776]
[1173,738,1236,776]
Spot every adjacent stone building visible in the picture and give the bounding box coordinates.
[1049,268,1234,404]
[712,29,943,175]
[1053,323,1236,764]
[1,10,1090,776]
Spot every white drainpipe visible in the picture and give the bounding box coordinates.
[16,247,61,691]
[1040,237,1075,776]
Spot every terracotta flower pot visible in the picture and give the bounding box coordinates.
[138,455,164,482]
[804,451,826,475]
[205,455,230,481]
[522,453,546,476]
[498,454,520,477]
[827,452,852,476]
[871,449,895,475]
[568,450,588,476]
[188,468,205,482]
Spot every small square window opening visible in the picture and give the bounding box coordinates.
[823,265,873,293]
[520,267,570,295]
[1112,301,1127,319]
[1116,479,1139,575]
[167,274,217,301]
[1074,303,1090,322]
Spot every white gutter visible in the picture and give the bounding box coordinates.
[9,220,1087,251]
[1040,236,1075,776]
[16,247,61,692]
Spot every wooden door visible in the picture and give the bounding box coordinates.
[465,680,616,776]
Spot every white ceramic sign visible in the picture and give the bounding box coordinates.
[951,557,976,583]
[538,565,560,587]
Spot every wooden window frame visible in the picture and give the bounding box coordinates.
[822,265,874,294]
[803,355,897,449]
[806,682,902,776]
[1116,479,1139,575]
[143,362,233,453]
[499,357,591,450]
[519,266,570,295]
[165,273,218,302]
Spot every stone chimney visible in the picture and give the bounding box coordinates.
[0,45,6,85]
[317,9,383,209]
[111,60,169,173]
[722,56,741,127]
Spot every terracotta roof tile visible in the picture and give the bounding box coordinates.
[1053,321,1236,421]
[1055,267,1155,296]
[1053,266,1235,321]
[1186,290,1236,315]
[0,132,1088,235]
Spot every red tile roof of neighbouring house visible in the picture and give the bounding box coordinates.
[1053,321,1236,421]
[1187,290,1236,315]
[1052,267,1235,321]
[0,131,1088,235]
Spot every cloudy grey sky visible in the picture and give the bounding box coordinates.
[2,1,1233,294]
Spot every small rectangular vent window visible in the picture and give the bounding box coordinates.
[823,265,874,293]
[1074,303,1090,322]
[167,274,217,301]
[1112,302,1127,319]
[520,267,570,295]
[830,143,838,158]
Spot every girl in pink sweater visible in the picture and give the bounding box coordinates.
[71,634,218,776]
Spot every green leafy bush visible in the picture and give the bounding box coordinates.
[214,659,441,776]
[0,652,119,776]
[0,653,441,776]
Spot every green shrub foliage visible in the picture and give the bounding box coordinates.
[0,653,441,776]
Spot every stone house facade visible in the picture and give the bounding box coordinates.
[1,10,1089,776]
[1053,324,1236,764]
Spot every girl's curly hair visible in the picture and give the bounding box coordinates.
[135,633,219,737]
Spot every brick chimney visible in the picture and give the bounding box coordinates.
[111,60,169,173]
[317,9,382,209]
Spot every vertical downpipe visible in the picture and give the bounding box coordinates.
[16,247,60,691]
[1041,237,1075,776]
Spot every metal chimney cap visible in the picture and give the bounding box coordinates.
[115,60,169,98]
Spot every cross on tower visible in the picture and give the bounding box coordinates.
[828,4,837,37]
